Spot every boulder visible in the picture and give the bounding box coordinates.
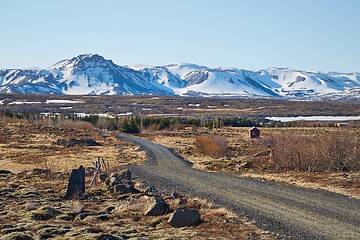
[170,192,182,199]
[145,186,158,195]
[118,169,132,182]
[168,208,201,227]
[121,196,169,216]
[64,166,85,200]
[110,184,131,194]
[144,196,169,216]
[109,184,140,195]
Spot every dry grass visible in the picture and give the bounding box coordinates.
[0,120,146,173]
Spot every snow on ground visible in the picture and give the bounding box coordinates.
[266,116,360,122]
[165,63,206,79]
[0,100,4,105]
[117,112,133,116]
[8,101,42,105]
[46,100,84,104]
[188,103,200,107]
[74,113,115,118]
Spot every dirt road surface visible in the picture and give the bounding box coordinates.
[117,134,360,240]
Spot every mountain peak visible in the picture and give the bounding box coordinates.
[52,54,114,72]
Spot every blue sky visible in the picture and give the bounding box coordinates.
[0,0,359,72]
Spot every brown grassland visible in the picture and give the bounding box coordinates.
[1,94,360,238]
[0,118,273,239]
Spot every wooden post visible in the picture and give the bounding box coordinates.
[89,157,101,187]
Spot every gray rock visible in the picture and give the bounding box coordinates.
[64,166,85,200]
[0,170,13,175]
[170,192,182,199]
[168,208,201,227]
[119,169,132,181]
[109,176,119,187]
[145,186,158,195]
[239,161,253,169]
[111,184,131,194]
[99,173,108,182]
[144,196,169,216]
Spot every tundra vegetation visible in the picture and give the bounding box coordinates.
[1,94,360,238]
[0,113,273,239]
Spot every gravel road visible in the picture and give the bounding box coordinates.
[117,134,360,240]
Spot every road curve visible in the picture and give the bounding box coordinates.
[117,134,360,240]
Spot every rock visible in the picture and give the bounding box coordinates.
[177,198,188,205]
[0,232,33,240]
[168,208,201,227]
[118,169,132,181]
[145,186,158,195]
[121,195,168,216]
[239,161,253,169]
[139,181,149,190]
[109,176,119,187]
[64,166,85,200]
[99,173,108,182]
[0,170,13,175]
[110,184,131,194]
[144,196,169,216]
[170,192,182,199]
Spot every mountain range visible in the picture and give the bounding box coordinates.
[1,54,359,99]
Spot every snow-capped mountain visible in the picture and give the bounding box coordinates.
[1,54,359,99]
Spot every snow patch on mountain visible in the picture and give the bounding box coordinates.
[0,54,359,99]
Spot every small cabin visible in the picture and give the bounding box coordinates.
[249,127,260,138]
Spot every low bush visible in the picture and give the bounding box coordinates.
[269,131,360,172]
[195,135,228,158]
[57,120,94,130]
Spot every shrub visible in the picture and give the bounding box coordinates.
[57,119,94,130]
[195,135,228,158]
[269,131,360,172]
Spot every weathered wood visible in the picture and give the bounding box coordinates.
[89,158,101,187]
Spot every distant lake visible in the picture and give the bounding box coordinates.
[266,116,360,122]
